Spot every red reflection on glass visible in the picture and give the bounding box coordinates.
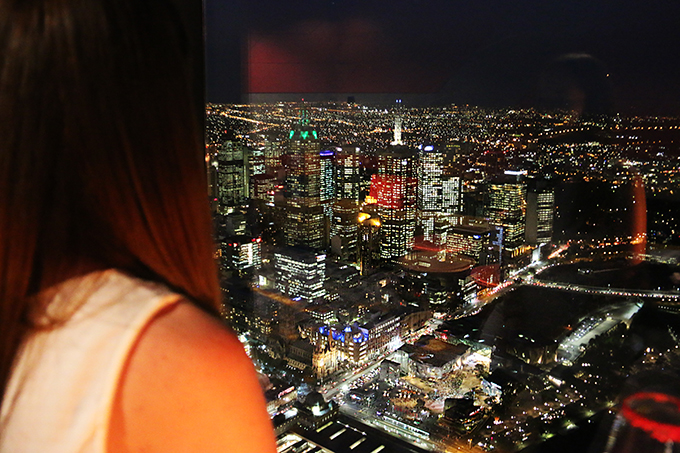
[621,392,680,444]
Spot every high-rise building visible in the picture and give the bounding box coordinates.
[263,133,284,175]
[432,219,450,257]
[370,145,417,260]
[535,191,554,243]
[248,148,266,177]
[283,117,324,250]
[335,146,361,202]
[320,149,335,217]
[330,200,359,261]
[418,145,444,242]
[358,212,381,276]
[217,140,249,214]
[442,175,463,216]
[253,173,277,206]
[526,180,555,245]
[416,144,464,243]
[485,180,527,257]
[274,247,327,303]
[392,115,403,146]
[463,181,486,218]
[247,148,266,202]
[221,236,263,277]
[447,223,496,265]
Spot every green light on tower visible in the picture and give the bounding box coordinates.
[288,129,318,140]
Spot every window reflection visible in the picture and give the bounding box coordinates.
[205,2,680,452]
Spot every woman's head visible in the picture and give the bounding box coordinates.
[0,0,218,397]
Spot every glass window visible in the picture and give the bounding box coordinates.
[205,2,680,452]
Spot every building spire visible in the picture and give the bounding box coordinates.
[300,109,310,126]
[391,116,403,146]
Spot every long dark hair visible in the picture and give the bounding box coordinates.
[0,0,219,405]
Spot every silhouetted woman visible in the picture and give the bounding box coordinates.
[0,0,277,451]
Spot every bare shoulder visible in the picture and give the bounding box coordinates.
[107,301,277,453]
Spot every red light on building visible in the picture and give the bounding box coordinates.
[470,264,501,288]
[368,174,416,210]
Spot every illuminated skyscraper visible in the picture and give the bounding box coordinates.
[247,148,265,200]
[416,144,464,243]
[330,199,359,261]
[284,116,324,250]
[370,145,417,260]
[217,139,249,214]
[335,146,361,202]
[275,247,326,303]
[263,132,284,175]
[417,146,443,208]
[248,148,266,177]
[485,180,527,256]
[526,180,555,245]
[391,115,403,146]
[320,149,335,216]
[221,236,263,277]
[358,212,381,276]
[442,175,463,216]
[447,223,495,265]
[417,144,445,241]
[253,173,277,205]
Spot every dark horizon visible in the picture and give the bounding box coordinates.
[206,0,680,116]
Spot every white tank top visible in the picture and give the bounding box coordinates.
[0,270,183,453]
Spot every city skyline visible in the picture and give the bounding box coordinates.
[208,100,680,453]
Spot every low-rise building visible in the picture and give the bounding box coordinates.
[401,336,470,381]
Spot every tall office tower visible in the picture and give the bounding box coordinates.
[358,212,381,276]
[283,117,324,250]
[463,181,486,218]
[444,140,463,168]
[525,180,555,245]
[370,144,417,261]
[330,199,359,261]
[253,173,277,205]
[335,146,361,202]
[263,132,284,175]
[320,149,335,217]
[247,148,266,201]
[485,181,527,257]
[274,247,327,303]
[221,236,263,277]
[248,148,266,177]
[217,139,249,214]
[359,160,375,202]
[432,219,450,260]
[442,175,463,216]
[418,144,444,241]
[447,223,496,265]
[391,116,403,146]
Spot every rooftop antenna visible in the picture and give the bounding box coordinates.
[300,104,310,127]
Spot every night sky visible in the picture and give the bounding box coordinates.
[206,0,680,115]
